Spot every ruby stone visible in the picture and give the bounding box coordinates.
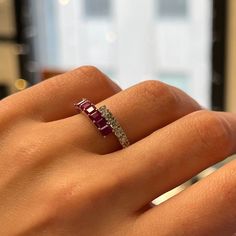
[89,111,102,122]
[95,118,107,128]
[84,105,96,115]
[100,125,112,136]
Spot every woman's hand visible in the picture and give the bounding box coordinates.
[0,66,236,236]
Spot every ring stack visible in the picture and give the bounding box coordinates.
[75,98,130,149]
[98,105,130,148]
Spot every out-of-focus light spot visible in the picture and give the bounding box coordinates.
[59,0,71,6]
[15,79,28,91]
[105,31,117,43]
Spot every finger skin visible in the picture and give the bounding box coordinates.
[137,159,236,236]
[1,74,235,235]
[107,111,236,211]
[0,66,121,122]
[59,80,201,154]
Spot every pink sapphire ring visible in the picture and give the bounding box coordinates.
[75,98,113,137]
[75,98,130,149]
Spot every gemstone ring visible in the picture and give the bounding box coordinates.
[75,98,130,149]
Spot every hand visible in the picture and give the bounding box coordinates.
[0,66,236,236]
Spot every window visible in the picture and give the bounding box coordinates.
[84,0,111,18]
[158,0,187,18]
[33,0,212,107]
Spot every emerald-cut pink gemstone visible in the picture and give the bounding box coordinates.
[84,105,96,115]
[89,111,102,122]
[95,118,107,128]
[100,125,112,136]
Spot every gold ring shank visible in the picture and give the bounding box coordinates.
[98,105,130,148]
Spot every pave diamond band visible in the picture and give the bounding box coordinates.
[98,105,130,148]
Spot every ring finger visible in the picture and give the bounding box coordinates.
[57,80,201,154]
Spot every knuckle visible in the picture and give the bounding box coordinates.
[191,110,233,154]
[137,80,169,98]
[136,80,180,107]
[77,65,101,77]
[41,65,110,95]
[75,65,118,93]
[76,65,107,83]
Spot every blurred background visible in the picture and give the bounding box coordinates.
[0,0,236,202]
[0,0,224,106]
[1,0,235,110]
